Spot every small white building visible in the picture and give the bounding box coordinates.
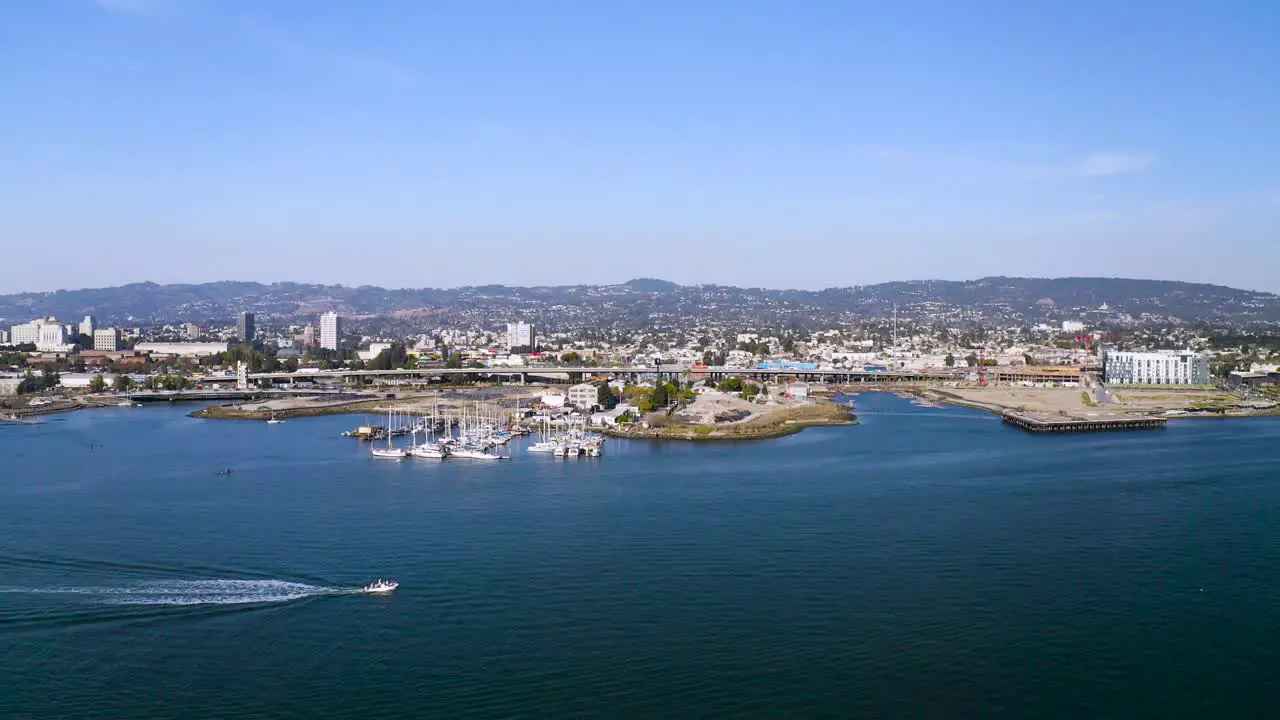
[590,403,638,427]
[59,373,116,390]
[1062,320,1086,333]
[540,393,567,408]
[358,342,394,362]
[490,354,527,367]
[0,375,22,395]
[787,382,810,399]
[135,342,229,357]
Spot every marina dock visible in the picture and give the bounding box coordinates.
[1001,412,1167,433]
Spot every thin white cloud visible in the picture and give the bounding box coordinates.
[93,0,201,16]
[1076,153,1155,177]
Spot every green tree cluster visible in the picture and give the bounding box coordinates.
[369,343,411,371]
[717,376,745,393]
[146,375,194,390]
[220,343,277,373]
[597,383,620,410]
[650,382,670,409]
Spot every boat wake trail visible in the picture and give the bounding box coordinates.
[1,579,344,606]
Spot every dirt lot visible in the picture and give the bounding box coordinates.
[673,389,781,425]
[935,386,1251,419]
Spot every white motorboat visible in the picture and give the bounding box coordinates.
[411,445,447,459]
[528,441,558,454]
[363,579,398,593]
[266,417,285,424]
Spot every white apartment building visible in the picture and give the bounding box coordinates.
[94,328,121,351]
[567,382,599,409]
[79,315,96,338]
[320,312,342,351]
[1061,320,1085,333]
[0,329,8,345]
[1102,349,1210,385]
[10,321,41,345]
[506,322,535,351]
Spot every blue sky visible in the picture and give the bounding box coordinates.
[2,0,1278,293]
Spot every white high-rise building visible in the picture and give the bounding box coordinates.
[319,312,342,351]
[1102,349,1210,385]
[93,328,121,351]
[506,322,535,351]
[79,315,96,338]
[37,323,73,352]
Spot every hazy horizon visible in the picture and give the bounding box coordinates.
[3,1,1277,292]
[2,272,1277,299]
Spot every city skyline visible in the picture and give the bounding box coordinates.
[2,1,1278,292]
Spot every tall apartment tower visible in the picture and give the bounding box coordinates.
[237,312,256,343]
[506,322,535,351]
[319,312,342,351]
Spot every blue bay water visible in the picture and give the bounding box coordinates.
[2,394,1280,717]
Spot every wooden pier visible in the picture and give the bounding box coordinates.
[1001,412,1167,433]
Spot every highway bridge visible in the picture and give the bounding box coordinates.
[124,388,354,403]
[195,365,959,387]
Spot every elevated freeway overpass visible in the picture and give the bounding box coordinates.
[197,365,960,388]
